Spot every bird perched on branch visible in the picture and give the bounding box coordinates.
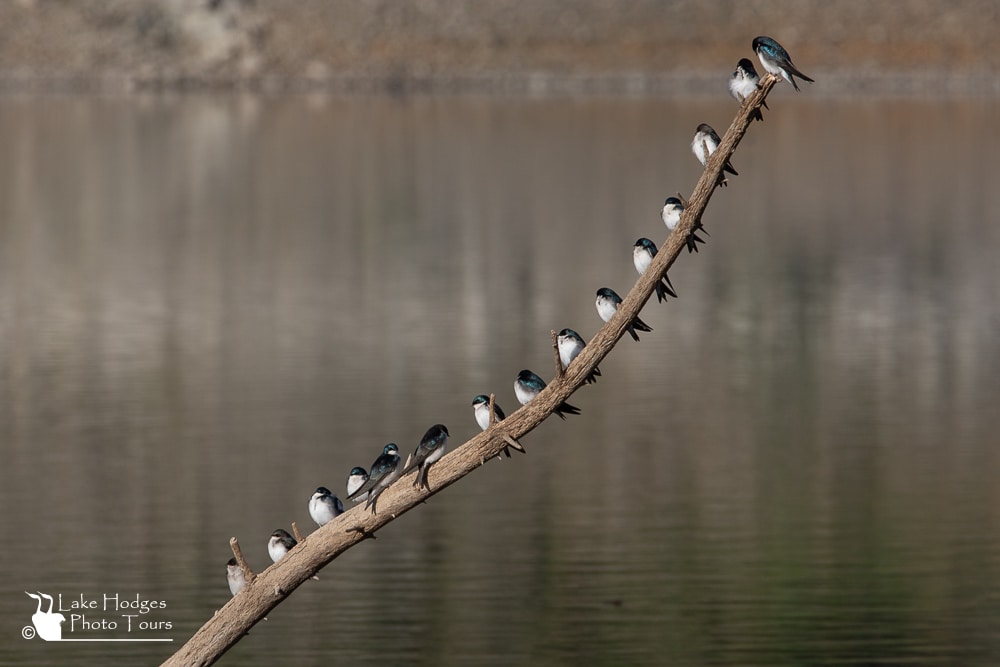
[308,487,344,527]
[471,394,513,459]
[400,424,449,491]
[730,58,767,122]
[267,529,319,580]
[347,443,401,514]
[557,328,602,383]
[346,467,369,503]
[472,394,506,432]
[596,287,652,342]
[515,369,581,419]
[661,196,706,253]
[267,529,296,564]
[752,36,814,91]
[633,238,678,301]
[692,123,738,186]
[226,558,246,596]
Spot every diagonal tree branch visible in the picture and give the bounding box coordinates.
[161,74,777,667]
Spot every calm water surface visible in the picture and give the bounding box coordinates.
[0,93,998,666]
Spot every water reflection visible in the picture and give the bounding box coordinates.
[0,94,998,666]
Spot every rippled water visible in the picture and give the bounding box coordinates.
[0,93,998,666]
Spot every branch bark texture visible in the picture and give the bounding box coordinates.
[162,74,778,667]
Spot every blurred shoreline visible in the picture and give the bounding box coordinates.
[1,0,998,96]
[2,69,998,98]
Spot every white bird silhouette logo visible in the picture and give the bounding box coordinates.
[25,592,66,641]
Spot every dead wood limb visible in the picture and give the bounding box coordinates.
[487,392,498,427]
[161,74,776,667]
[229,537,255,584]
[551,329,564,379]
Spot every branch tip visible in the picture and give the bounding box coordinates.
[503,434,526,453]
[229,537,256,583]
[551,330,564,379]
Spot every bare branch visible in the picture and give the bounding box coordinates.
[503,433,526,453]
[551,329,564,379]
[161,74,777,667]
[488,391,524,454]
[487,392,498,427]
[229,537,255,584]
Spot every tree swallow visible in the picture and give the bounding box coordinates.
[515,369,581,419]
[557,328,601,384]
[752,36,814,91]
[348,444,402,514]
[346,466,369,503]
[400,424,449,491]
[595,287,652,342]
[347,445,394,501]
[309,486,345,527]
[227,558,246,596]
[662,196,706,253]
[472,394,506,431]
[633,238,677,302]
[730,58,768,121]
[471,394,513,458]
[692,123,738,186]
[268,529,297,564]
